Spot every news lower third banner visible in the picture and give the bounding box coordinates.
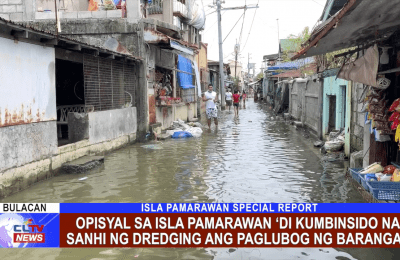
[2,203,400,248]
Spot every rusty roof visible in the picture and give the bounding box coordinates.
[0,16,143,61]
[292,0,400,60]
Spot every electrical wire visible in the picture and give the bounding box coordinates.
[206,10,217,16]
[224,51,234,59]
[242,0,259,51]
[223,12,245,43]
[238,2,247,45]
[311,0,324,7]
[205,10,227,33]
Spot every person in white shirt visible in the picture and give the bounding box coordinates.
[225,88,233,112]
[203,84,218,129]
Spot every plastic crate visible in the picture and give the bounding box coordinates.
[366,181,400,201]
[359,174,371,192]
[349,168,363,183]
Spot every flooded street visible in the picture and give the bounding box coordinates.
[1,100,399,259]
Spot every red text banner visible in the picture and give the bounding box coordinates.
[60,214,400,248]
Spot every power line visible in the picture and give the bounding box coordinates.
[223,12,245,43]
[206,10,217,16]
[238,1,247,45]
[205,10,227,33]
[311,0,324,7]
[242,0,259,51]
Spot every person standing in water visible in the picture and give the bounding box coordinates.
[232,90,240,117]
[225,88,233,112]
[242,90,247,107]
[203,84,218,129]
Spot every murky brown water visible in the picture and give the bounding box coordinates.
[1,100,400,259]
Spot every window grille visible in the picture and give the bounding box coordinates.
[182,88,195,103]
[83,54,137,112]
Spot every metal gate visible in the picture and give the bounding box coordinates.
[83,54,136,112]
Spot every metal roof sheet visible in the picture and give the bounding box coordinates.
[0,16,142,61]
[293,0,399,60]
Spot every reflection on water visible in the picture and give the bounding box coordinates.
[1,101,399,259]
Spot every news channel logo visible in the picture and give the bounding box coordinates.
[0,213,59,248]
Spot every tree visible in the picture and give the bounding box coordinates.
[282,26,357,73]
[281,27,311,62]
[257,72,264,80]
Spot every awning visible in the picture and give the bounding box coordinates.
[170,40,194,55]
[267,57,314,70]
[248,80,262,86]
[292,0,400,60]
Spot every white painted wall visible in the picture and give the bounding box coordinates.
[0,37,56,127]
[88,107,137,144]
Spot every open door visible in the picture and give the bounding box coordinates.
[328,95,336,133]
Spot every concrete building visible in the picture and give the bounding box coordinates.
[0,18,139,198]
[228,60,243,90]
[0,0,207,198]
[0,0,206,131]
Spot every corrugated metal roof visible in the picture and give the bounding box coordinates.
[292,0,400,60]
[0,16,142,61]
[267,57,314,71]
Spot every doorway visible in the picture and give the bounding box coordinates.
[328,95,336,133]
[55,59,85,146]
[340,85,346,129]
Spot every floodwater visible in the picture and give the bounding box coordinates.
[1,100,400,259]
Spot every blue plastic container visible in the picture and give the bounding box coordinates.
[366,181,400,201]
[349,168,363,183]
[359,174,372,192]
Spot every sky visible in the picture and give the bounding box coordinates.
[201,0,326,74]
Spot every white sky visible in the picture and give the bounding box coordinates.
[201,0,326,74]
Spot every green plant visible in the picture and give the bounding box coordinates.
[282,26,357,74]
[281,27,311,62]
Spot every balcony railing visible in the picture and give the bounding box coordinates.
[147,0,163,15]
[173,0,188,18]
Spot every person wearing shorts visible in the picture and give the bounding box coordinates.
[232,90,240,117]
[225,88,233,112]
[242,90,247,106]
[203,84,218,129]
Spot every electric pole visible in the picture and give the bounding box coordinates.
[235,40,239,91]
[216,0,225,109]
[212,1,258,109]
[277,19,280,61]
[248,53,251,80]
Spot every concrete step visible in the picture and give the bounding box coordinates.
[62,156,104,174]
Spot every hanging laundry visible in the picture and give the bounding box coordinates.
[89,0,99,11]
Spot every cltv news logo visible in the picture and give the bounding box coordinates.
[13,218,45,243]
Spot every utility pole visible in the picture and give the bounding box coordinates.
[277,19,280,61]
[247,53,251,92]
[216,0,226,109]
[55,0,59,36]
[212,0,258,109]
[235,40,238,91]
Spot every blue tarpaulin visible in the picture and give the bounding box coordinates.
[267,57,314,71]
[172,131,193,138]
[177,55,195,89]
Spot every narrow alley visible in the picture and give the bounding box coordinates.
[2,101,399,259]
